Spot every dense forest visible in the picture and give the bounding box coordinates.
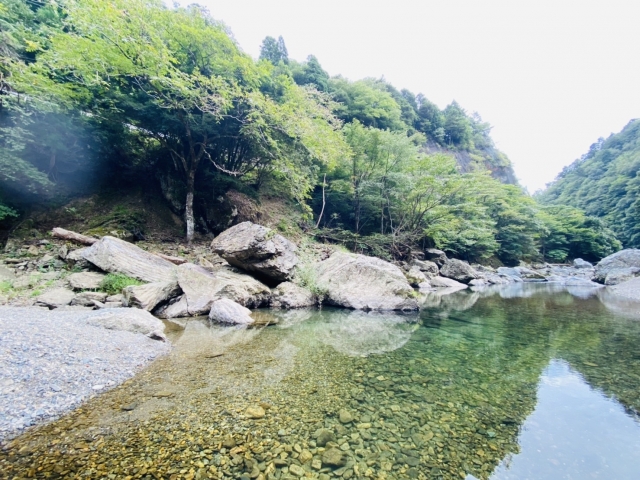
[539,119,640,248]
[0,0,622,264]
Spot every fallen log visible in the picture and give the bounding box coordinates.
[52,227,97,246]
[156,253,188,265]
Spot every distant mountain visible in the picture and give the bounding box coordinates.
[539,119,640,247]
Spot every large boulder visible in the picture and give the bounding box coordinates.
[210,222,297,282]
[315,252,418,311]
[424,248,447,267]
[82,236,176,283]
[156,263,270,317]
[411,259,439,278]
[36,288,76,309]
[594,249,640,284]
[67,271,105,290]
[123,280,181,311]
[270,282,315,308]
[208,298,254,325]
[79,308,166,340]
[603,267,640,286]
[439,259,478,284]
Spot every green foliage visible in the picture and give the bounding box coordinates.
[100,273,144,295]
[0,202,18,221]
[259,35,288,64]
[536,206,621,263]
[539,119,640,248]
[294,261,327,299]
[0,280,13,294]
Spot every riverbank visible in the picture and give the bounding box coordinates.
[0,307,170,442]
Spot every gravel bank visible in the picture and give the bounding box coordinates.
[0,307,170,441]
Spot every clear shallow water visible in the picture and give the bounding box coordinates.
[2,284,640,479]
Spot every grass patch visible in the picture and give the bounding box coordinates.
[294,262,328,299]
[100,273,144,295]
[0,280,13,294]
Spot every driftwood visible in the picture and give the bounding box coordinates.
[52,227,97,246]
[157,253,188,265]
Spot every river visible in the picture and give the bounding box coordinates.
[1,284,639,479]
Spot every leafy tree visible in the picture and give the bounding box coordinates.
[17,0,346,242]
[329,77,404,131]
[259,35,289,64]
[443,101,473,148]
[291,55,330,91]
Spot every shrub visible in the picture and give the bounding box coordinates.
[100,273,144,295]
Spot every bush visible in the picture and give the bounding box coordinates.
[100,273,144,295]
[294,262,328,299]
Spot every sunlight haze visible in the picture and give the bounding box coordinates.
[194,0,640,192]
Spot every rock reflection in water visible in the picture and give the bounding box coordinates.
[311,309,419,357]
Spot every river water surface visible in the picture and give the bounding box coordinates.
[1,284,640,479]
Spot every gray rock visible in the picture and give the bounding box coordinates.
[58,245,68,260]
[123,281,181,311]
[80,308,166,340]
[0,266,15,282]
[315,252,418,311]
[469,278,488,286]
[594,249,640,283]
[514,266,546,281]
[71,291,108,307]
[411,259,439,277]
[440,259,478,284]
[36,288,76,309]
[497,267,520,278]
[208,298,253,325]
[322,448,347,468]
[106,294,125,304]
[155,295,189,319]
[65,248,91,269]
[172,263,269,317]
[270,282,315,308]
[210,222,298,282]
[339,409,354,423]
[607,277,640,302]
[430,276,467,289]
[424,248,447,267]
[67,271,105,290]
[405,266,428,287]
[314,428,336,447]
[604,267,640,286]
[573,258,594,269]
[82,236,176,283]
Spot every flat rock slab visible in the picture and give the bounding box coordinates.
[210,222,298,282]
[316,252,418,311]
[68,271,105,290]
[35,288,76,309]
[82,236,176,283]
[78,308,167,340]
[0,266,16,282]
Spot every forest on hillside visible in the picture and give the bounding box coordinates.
[0,0,622,264]
[539,119,640,249]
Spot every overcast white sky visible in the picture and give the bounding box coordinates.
[192,0,640,192]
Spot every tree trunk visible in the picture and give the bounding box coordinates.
[185,171,195,244]
[316,174,326,229]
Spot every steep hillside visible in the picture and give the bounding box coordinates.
[539,119,640,247]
